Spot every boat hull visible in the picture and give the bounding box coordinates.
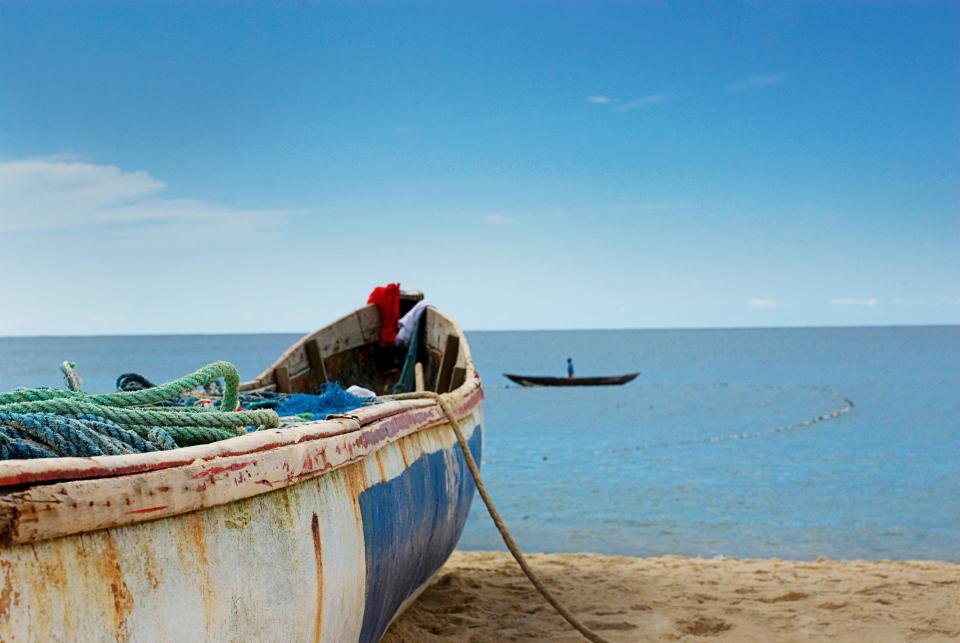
[0,410,482,642]
[504,372,639,387]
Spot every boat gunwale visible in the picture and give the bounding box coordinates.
[0,393,475,488]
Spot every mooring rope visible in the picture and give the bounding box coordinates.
[0,361,279,458]
[387,390,613,643]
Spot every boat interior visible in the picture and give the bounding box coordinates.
[242,292,472,397]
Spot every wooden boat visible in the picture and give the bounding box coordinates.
[504,372,639,387]
[0,298,482,642]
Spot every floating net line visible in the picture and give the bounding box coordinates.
[605,384,855,453]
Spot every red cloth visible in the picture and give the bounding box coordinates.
[367,283,401,346]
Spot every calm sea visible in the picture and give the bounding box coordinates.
[1,327,957,562]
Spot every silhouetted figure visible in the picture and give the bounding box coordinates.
[566,357,575,378]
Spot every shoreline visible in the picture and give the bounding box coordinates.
[384,550,960,642]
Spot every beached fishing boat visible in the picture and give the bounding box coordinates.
[504,372,639,387]
[0,297,482,642]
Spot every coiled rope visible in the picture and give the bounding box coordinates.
[0,361,279,458]
[387,391,612,643]
[1,361,244,410]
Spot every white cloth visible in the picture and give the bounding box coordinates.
[396,300,430,347]
[346,385,377,400]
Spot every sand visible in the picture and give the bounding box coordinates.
[384,551,960,642]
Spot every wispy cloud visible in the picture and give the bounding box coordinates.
[0,157,296,235]
[616,94,670,111]
[831,297,879,307]
[748,298,777,309]
[480,212,514,225]
[725,73,784,92]
[586,93,670,111]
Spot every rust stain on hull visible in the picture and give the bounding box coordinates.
[374,451,386,481]
[277,487,296,530]
[100,532,134,641]
[341,462,368,529]
[140,541,160,590]
[0,560,19,622]
[311,512,323,643]
[189,514,216,632]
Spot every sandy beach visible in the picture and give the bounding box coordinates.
[384,551,960,642]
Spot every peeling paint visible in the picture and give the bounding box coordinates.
[126,505,167,515]
[224,509,252,531]
[190,460,256,480]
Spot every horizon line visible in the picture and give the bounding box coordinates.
[1,322,957,340]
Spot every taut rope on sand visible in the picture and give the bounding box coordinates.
[387,391,613,643]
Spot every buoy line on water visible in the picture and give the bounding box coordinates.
[620,385,855,452]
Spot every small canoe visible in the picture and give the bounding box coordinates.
[504,372,639,387]
[0,298,482,642]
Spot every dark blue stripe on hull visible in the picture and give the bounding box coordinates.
[358,425,482,643]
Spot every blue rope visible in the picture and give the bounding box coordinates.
[0,412,175,459]
[0,371,378,460]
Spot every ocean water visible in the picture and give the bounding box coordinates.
[1,327,957,562]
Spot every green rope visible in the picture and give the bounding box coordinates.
[0,362,278,452]
[0,360,242,410]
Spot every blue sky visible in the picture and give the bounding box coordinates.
[0,1,957,334]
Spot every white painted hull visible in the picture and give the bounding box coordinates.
[0,406,483,642]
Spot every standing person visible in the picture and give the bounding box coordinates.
[566,357,575,379]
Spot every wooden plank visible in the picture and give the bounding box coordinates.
[286,347,310,377]
[414,363,424,392]
[434,334,459,394]
[274,365,291,393]
[306,339,328,385]
[289,370,317,394]
[450,366,467,392]
[356,306,382,344]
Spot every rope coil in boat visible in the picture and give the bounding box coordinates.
[0,361,279,458]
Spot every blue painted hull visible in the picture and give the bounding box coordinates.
[358,424,482,642]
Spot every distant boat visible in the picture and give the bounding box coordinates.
[503,372,639,387]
